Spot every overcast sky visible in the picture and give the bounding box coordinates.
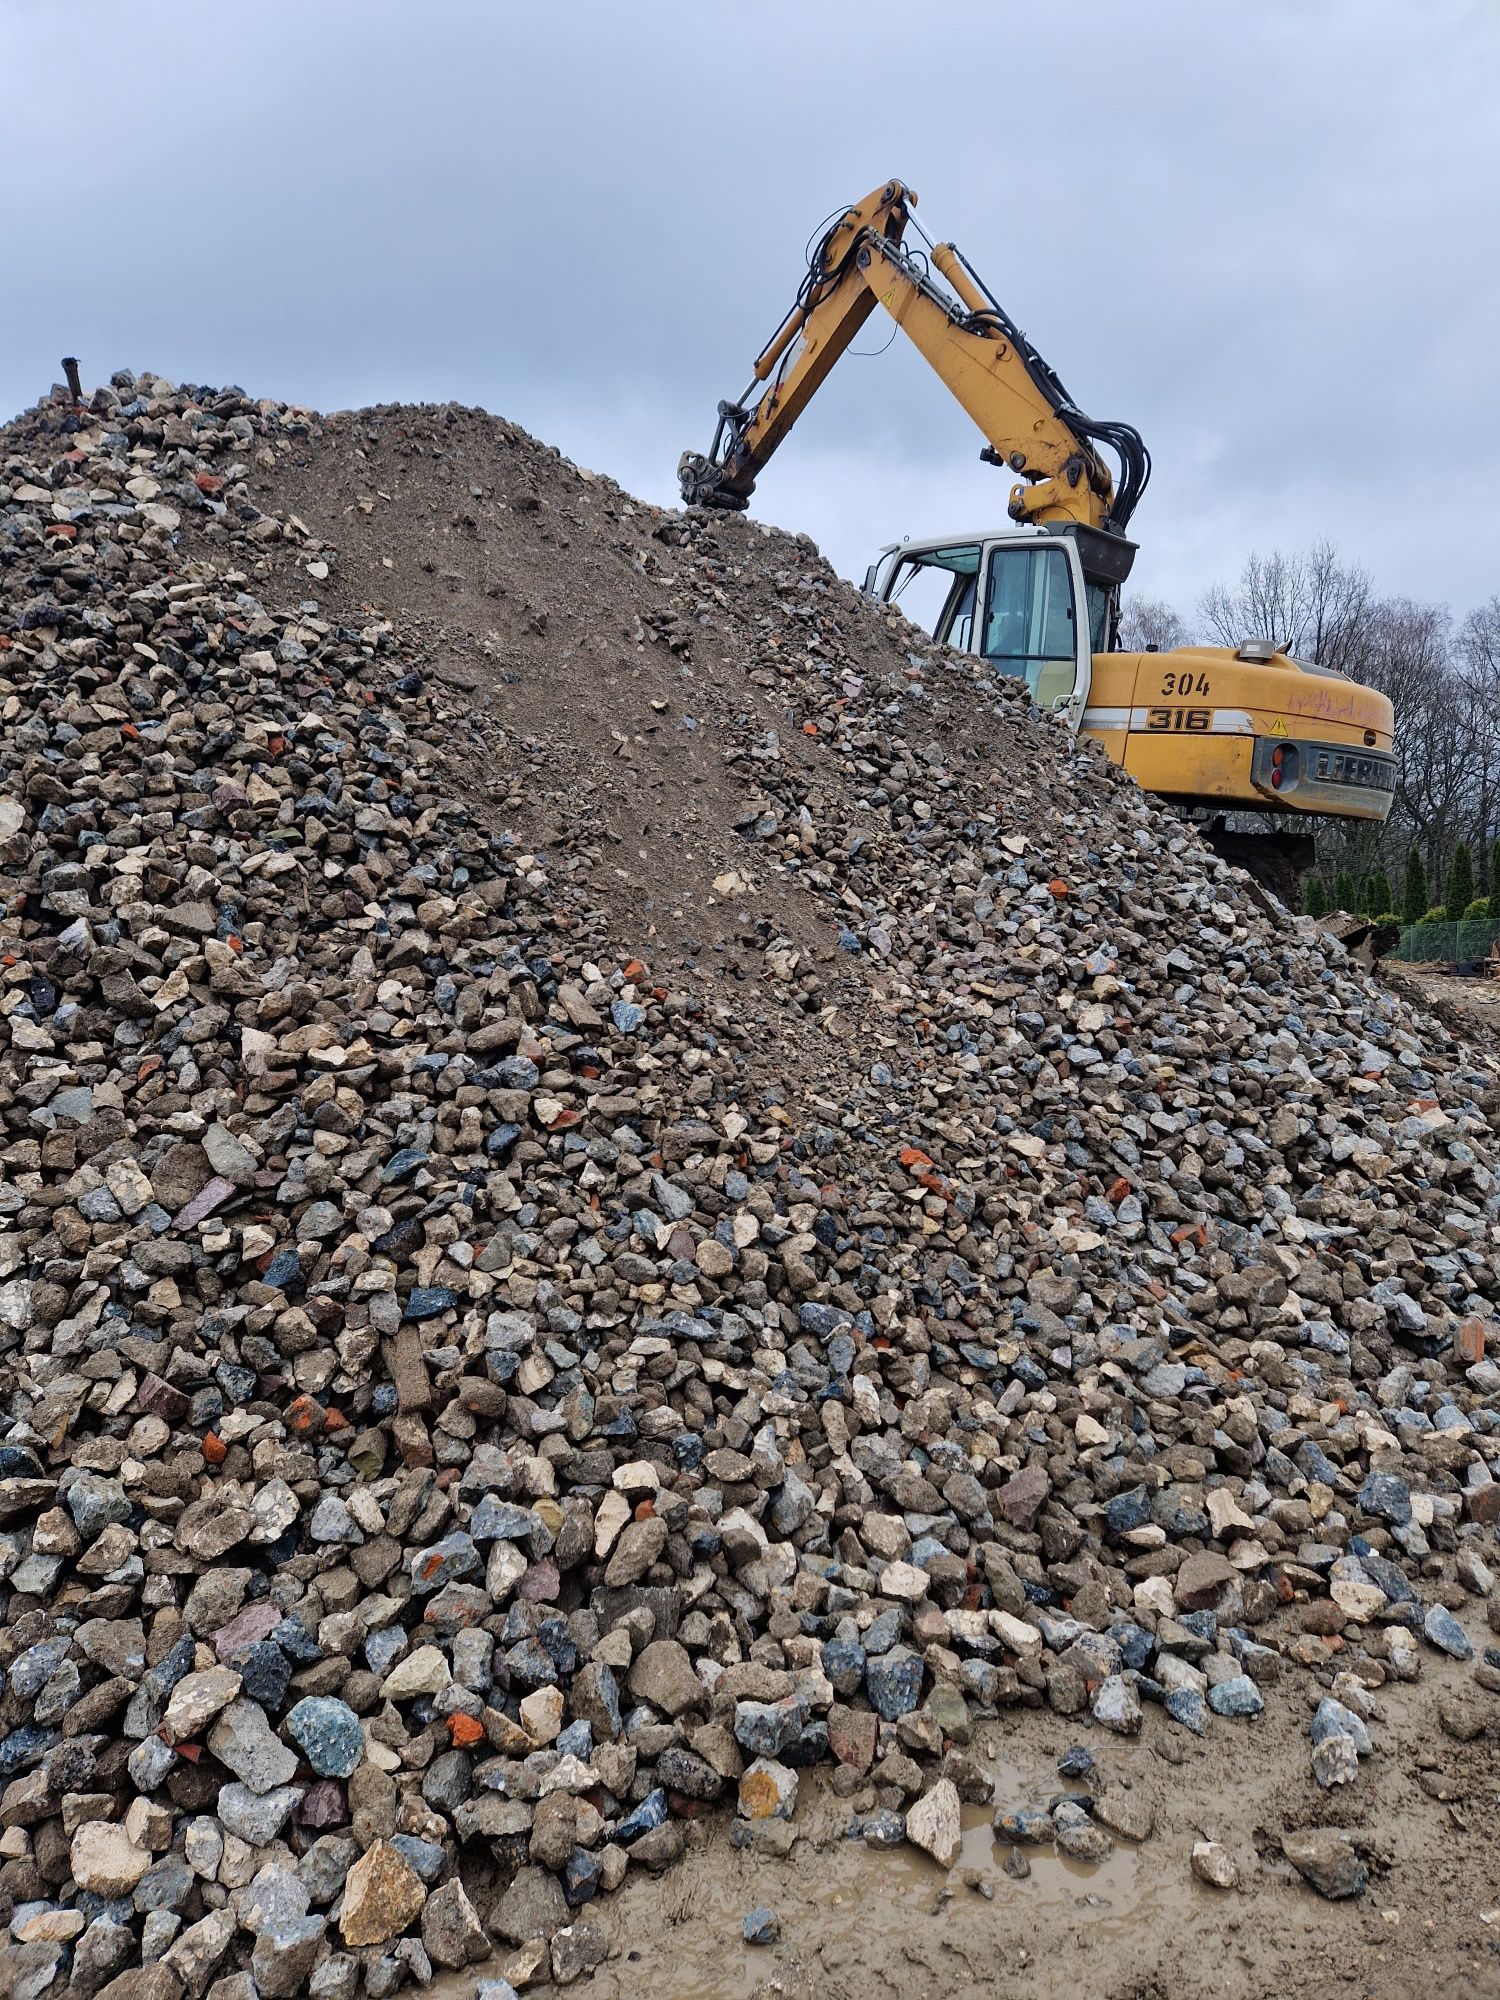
[4,0,1496,624]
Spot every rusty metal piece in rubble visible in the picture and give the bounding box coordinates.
[61,357,83,403]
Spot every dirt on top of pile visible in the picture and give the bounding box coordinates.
[243,403,828,972]
[235,398,1142,1102]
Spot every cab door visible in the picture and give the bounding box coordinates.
[977,538,1091,730]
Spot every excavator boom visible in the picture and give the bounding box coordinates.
[680,178,1149,540]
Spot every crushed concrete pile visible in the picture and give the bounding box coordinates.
[1,370,1498,2000]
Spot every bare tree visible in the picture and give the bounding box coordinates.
[1456,597,1500,888]
[1458,597,1500,683]
[1301,542,1375,675]
[1360,599,1464,878]
[1199,545,1500,907]
[1200,540,1371,671]
[1319,595,1500,899]
[1118,595,1189,652]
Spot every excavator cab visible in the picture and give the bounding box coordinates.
[870,522,1396,846]
[871,525,1108,729]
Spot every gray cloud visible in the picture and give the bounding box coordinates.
[3,0,1495,622]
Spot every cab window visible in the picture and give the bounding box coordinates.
[981,544,1080,706]
[885,544,981,651]
[1084,580,1112,651]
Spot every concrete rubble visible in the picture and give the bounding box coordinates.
[0,370,1497,1995]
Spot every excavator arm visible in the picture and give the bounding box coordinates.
[679,178,1149,537]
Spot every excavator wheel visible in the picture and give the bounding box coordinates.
[1197,817,1317,913]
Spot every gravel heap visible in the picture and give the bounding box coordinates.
[1,371,1498,2000]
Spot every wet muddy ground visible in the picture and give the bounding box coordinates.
[429,1605,1500,2000]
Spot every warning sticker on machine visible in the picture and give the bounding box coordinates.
[1268,717,1288,737]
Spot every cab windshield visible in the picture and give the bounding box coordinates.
[885,538,1109,679]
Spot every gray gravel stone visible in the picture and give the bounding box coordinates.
[1,373,1497,1999]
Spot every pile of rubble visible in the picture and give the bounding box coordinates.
[1,371,1497,2000]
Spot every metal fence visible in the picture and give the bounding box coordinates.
[1387,918,1500,968]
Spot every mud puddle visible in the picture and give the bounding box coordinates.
[422,1635,1500,2000]
[431,1738,1174,2000]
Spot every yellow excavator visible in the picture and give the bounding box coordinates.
[680,179,1395,887]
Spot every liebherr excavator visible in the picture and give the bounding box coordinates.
[680,179,1396,886]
